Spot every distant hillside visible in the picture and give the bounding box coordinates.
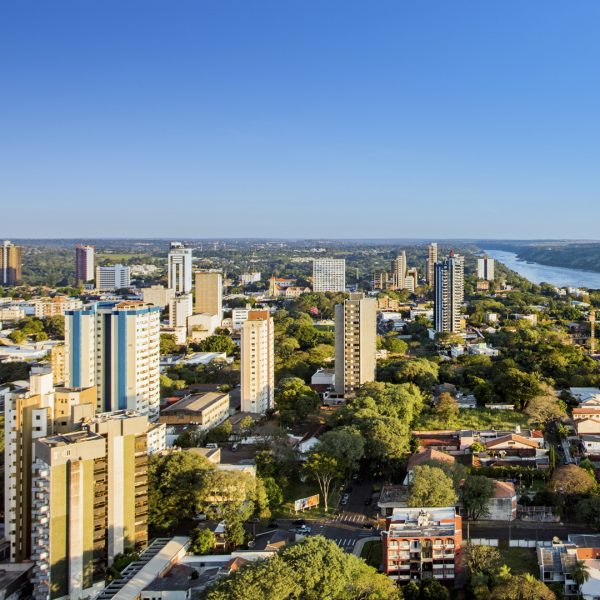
[480,241,600,273]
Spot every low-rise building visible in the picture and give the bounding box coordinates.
[33,296,83,318]
[160,392,230,430]
[382,507,462,582]
[403,448,455,485]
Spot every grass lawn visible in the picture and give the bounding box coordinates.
[361,540,382,569]
[498,541,538,576]
[271,479,342,519]
[416,408,528,431]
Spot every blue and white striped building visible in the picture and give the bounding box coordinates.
[65,301,161,421]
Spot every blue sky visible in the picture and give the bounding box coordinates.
[2,1,600,238]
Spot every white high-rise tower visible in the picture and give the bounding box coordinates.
[168,242,193,294]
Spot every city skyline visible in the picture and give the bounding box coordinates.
[3,2,600,238]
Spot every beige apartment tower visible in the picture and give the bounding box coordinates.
[241,310,274,414]
[194,270,223,318]
[4,369,97,564]
[1,240,22,286]
[335,293,377,397]
[30,412,149,599]
[427,242,438,287]
[391,251,406,290]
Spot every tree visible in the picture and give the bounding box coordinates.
[303,452,341,512]
[190,528,215,555]
[435,392,459,424]
[202,536,400,600]
[261,476,284,509]
[239,415,255,436]
[408,465,458,507]
[571,559,591,589]
[383,336,408,355]
[524,387,566,424]
[225,520,246,549]
[275,377,320,425]
[205,421,233,444]
[380,358,439,391]
[576,496,600,529]
[579,458,596,478]
[160,333,179,355]
[42,315,65,339]
[148,451,213,530]
[549,465,595,497]
[198,334,237,355]
[315,428,365,475]
[462,475,494,520]
[490,574,556,600]
[465,543,501,576]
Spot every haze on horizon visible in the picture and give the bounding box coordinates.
[2,1,600,239]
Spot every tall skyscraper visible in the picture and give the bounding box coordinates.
[241,310,274,414]
[427,242,438,287]
[168,242,193,294]
[313,258,346,292]
[434,252,465,333]
[75,244,95,283]
[65,301,161,420]
[477,255,495,281]
[391,251,407,290]
[0,240,22,286]
[194,270,223,318]
[334,293,377,397]
[4,370,97,563]
[31,411,148,599]
[95,264,130,291]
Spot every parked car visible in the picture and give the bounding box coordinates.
[192,513,207,521]
[231,443,239,451]
[205,443,218,449]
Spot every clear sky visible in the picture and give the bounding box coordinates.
[2,1,600,239]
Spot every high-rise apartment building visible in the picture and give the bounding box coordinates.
[95,264,131,291]
[194,270,223,318]
[31,430,106,599]
[167,242,193,294]
[427,242,438,287]
[241,311,274,414]
[391,252,407,290]
[334,293,377,397]
[1,240,22,286]
[4,370,97,563]
[30,411,148,600]
[65,302,161,420]
[75,244,95,283]
[313,258,346,292]
[477,255,495,281]
[87,411,149,560]
[142,285,175,309]
[434,252,465,333]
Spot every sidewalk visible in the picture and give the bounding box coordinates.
[352,535,380,557]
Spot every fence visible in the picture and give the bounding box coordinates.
[469,538,552,548]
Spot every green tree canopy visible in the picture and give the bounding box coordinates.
[462,475,495,521]
[202,536,400,600]
[275,377,320,425]
[408,465,458,507]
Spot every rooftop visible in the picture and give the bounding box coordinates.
[162,391,229,414]
[142,564,196,592]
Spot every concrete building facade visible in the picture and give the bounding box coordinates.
[0,240,22,286]
[334,293,377,397]
[241,311,274,414]
[167,242,193,295]
[312,258,345,292]
[434,252,464,333]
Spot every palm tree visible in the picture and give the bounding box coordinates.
[571,559,591,598]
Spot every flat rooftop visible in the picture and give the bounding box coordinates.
[41,430,104,447]
[162,392,229,414]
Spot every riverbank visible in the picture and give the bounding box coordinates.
[485,249,600,289]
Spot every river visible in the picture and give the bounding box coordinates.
[484,249,600,289]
